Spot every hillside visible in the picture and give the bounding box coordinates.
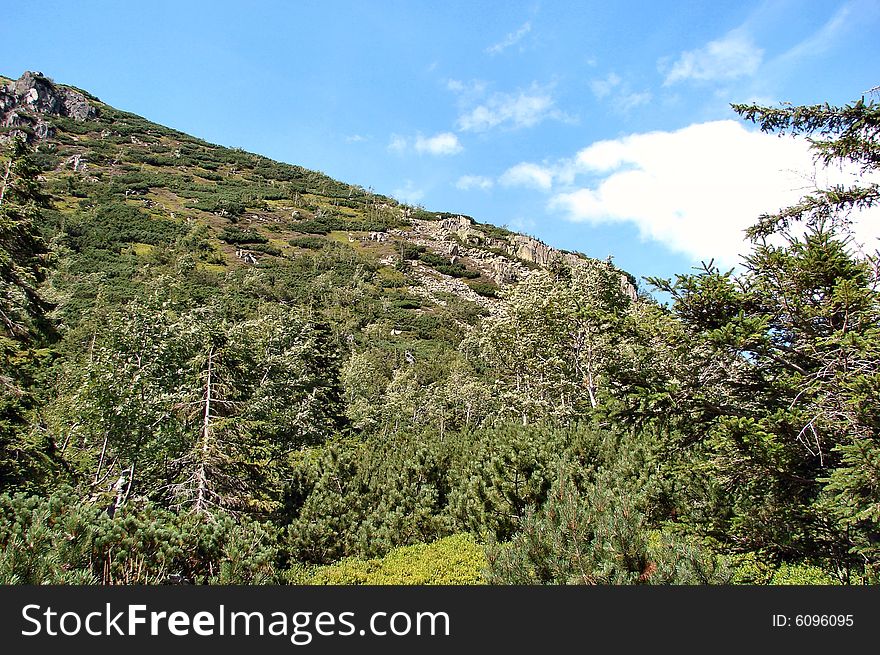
[1,71,878,587]
[1,71,635,331]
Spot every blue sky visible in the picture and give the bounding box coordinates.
[2,0,878,285]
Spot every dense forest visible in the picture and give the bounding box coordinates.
[0,72,877,585]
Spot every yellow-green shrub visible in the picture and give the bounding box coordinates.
[310,533,486,585]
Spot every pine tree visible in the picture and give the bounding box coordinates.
[636,95,880,581]
[0,136,58,492]
[0,136,51,340]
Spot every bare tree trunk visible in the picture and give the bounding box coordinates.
[110,463,135,516]
[0,158,11,207]
[195,345,214,514]
[94,433,109,485]
[585,343,598,409]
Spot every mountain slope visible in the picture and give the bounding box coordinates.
[0,70,654,573]
[2,72,876,587]
[1,70,636,334]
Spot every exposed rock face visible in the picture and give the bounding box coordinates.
[1,71,98,142]
[437,214,488,246]
[510,234,582,268]
[401,214,639,298]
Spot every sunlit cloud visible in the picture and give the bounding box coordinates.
[456,175,494,191]
[663,29,763,85]
[486,21,532,55]
[456,85,567,132]
[549,120,879,264]
[500,162,554,190]
[414,132,463,156]
[389,132,463,156]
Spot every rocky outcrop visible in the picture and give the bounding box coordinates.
[1,71,98,142]
[403,214,638,297]
[406,261,497,313]
[510,234,583,268]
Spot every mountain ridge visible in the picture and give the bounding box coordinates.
[1,70,637,310]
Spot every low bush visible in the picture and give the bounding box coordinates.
[309,534,486,585]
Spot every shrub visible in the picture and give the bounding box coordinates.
[770,563,838,585]
[419,252,479,278]
[246,242,282,257]
[64,202,183,248]
[400,244,426,260]
[219,228,268,244]
[291,219,331,235]
[468,281,498,298]
[309,534,486,585]
[484,472,730,585]
[0,488,282,584]
[289,236,327,250]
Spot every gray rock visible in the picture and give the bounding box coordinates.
[1,71,98,143]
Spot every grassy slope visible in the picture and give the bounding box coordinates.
[6,78,511,355]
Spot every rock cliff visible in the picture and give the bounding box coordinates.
[1,71,98,142]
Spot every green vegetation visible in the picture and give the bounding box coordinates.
[399,244,481,278]
[467,281,498,298]
[219,227,268,244]
[0,82,877,586]
[418,251,480,278]
[289,235,327,250]
[308,534,486,585]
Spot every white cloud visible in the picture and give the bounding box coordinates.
[457,86,565,132]
[345,134,367,143]
[508,216,537,233]
[590,72,621,99]
[414,132,463,156]
[486,21,531,55]
[617,91,652,112]
[500,162,554,190]
[389,132,463,156]
[590,72,652,113]
[456,175,494,191]
[446,78,487,99]
[392,180,424,205]
[388,134,408,153]
[548,120,879,265]
[574,140,629,172]
[664,29,763,85]
[446,79,465,93]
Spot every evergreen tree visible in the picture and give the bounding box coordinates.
[53,298,347,516]
[0,136,59,492]
[0,136,51,341]
[635,95,880,581]
[732,97,879,240]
